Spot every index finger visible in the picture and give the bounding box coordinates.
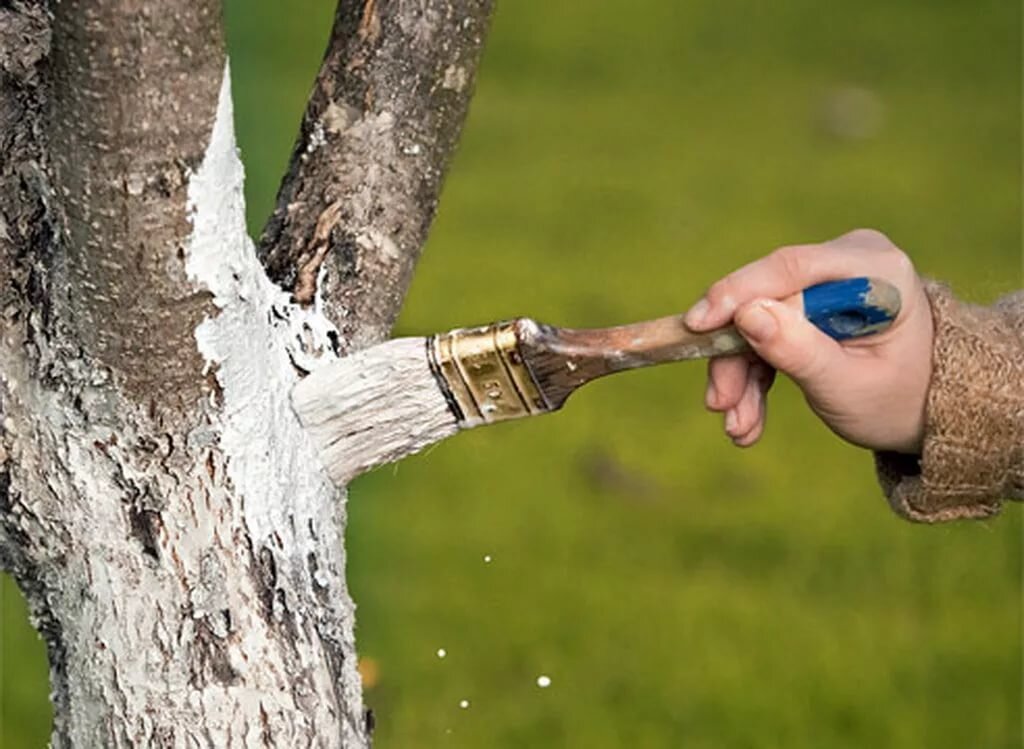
[685,242,878,331]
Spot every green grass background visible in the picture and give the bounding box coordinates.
[2,1,1021,746]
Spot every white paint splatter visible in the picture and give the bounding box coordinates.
[536,675,551,688]
[483,554,492,563]
[436,648,447,659]
[306,122,326,153]
[458,699,470,709]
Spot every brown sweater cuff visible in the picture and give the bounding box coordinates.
[875,282,1024,522]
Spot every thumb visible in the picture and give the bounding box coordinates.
[734,298,847,393]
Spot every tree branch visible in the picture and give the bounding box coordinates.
[258,0,494,351]
[45,0,225,408]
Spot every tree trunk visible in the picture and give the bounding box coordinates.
[0,1,492,745]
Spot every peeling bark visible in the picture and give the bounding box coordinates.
[0,0,494,746]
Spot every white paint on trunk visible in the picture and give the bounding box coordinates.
[3,1,495,739]
[185,61,342,545]
[0,56,370,749]
[181,61,366,746]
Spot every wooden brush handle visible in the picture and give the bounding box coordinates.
[519,277,900,408]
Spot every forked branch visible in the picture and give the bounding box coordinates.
[258,0,495,350]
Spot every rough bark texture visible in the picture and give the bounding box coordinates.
[259,0,493,352]
[0,0,492,745]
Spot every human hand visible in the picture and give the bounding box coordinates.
[685,229,934,453]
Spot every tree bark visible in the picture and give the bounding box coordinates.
[259,0,493,351]
[0,0,492,746]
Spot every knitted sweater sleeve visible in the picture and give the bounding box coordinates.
[875,282,1024,522]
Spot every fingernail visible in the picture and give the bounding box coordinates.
[736,301,778,343]
[724,408,738,434]
[685,298,709,328]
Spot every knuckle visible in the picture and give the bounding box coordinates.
[771,245,813,282]
[888,247,915,276]
[837,227,893,249]
[705,276,736,306]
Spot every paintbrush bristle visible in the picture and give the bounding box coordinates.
[291,337,459,485]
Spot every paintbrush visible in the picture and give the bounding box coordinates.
[292,277,900,485]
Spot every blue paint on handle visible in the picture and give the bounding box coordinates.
[802,277,896,341]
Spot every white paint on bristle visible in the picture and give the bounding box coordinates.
[291,337,459,484]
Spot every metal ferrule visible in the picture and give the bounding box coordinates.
[427,321,548,428]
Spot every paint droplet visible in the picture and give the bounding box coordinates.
[536,675,552,688]
[459,699,470,709]
[483,554,492,563]
[436,648,447,659]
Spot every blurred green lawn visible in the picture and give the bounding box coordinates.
[2,1,1021,746]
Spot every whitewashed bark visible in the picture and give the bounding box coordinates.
[1,64,367,748]
[0,1,493,744]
